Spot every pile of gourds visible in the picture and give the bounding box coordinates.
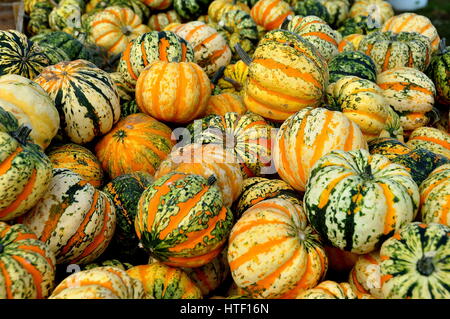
[0,0,449,300]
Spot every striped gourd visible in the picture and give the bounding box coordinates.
[304,149,420,254]
[216,10,259,61]
[273,107,368,192]
[348,251,383,298]
[174,0,211,20]
[368,137,411,160]
[250,0,293,31]
[86,0,151,22]
[30,31,93,65]
[0,222,56,299]
[127,263,202,299]
[109,71,134,102]
[326,76,390,140]
[282,15,339,62]
[337,16,380,37]
[174,22,232,77]
[48,0,83,36]
[338,33,365,52]
[242,29,328,122]
[205,93,247,116]
[419,164,450,226]
[427,39,450,106]
[358,31,431,73]
[380,222,450,299]
[120,100,140,119]
[382,13,440,53]
[148,11,181,31]
[89,6,150,56]
[50,266,145,299]
[47,144,104,188]
[228,198,328,299]
[349,0,394,26]
[0,74,59,150]
[95,113,175,179]
[407,127,450,159]
[19,168,116,265]
[0,30,49,80]
[0,109,52,222]
[234,177,301,217]
[135,172,234,268]
[182,247,229,296]
[102,171,154,263]
[317,0,350,28]
[142,0,172,10]
[292,0,331,24]
[191,112,274,177]
[34,60,121,145]
[27,0,54,36]
[216,60,248,96]
[328,51,377,83]
[135,61,211,123]
[208,0,250,23]
[117,31,194,89]
[377,67,436,132]
[155,143,243,207]
[296,281,358,299]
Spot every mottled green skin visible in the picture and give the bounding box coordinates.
[318,0,350,28]
[328,51,377,83]
[0,30,49,79]
[427,42,450,105]
[136,172,234,263]
[84,259,134,271]
[117,31,195,88]
[391,148,450,185]
[337,16,380,37]
[174,0,212,20]
[31,31,93,65]
[293,0,331,25]
[368,137,411,160]
[120,100,140,119]
[380,222,450,299]
[102,172,153,263]
[217,10,258,61]
[0,222,56,299]
[27,0,54,36]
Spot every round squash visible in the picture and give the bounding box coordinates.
[427,39,450,106]
[406,126,450,159]
[419,164,450,226]
[0,222,56,299]
[282,15,339,62]
[250,0,293,31]
[208,0,250,23]
[48,0,83,36]
[173,22,232,77]
[382,13,440,53]
[380,222,450,299]
[0,108,53,222]
[318,0,350,28]
[242,29,328,122]
[337,16,380,37]
[0,74,59,150]
[34,59,121,145]
[142,0,172,10]
[173,0,211,20]
[273,107,368,192]
[292,0,331,24]
[135,61,211,123]
[228,198,328,299]
[95,113,175,179]
[296,281,358,299]
[304,149,420,254]
[148,10,181,31]
[338,33,365,52]
[348,251,383,298]
[135,172,234,268]
[127,263,202,299]
[216,60,248,96]
[0,30,49,80]
[117,31,195,89]
[50,266,145,299]
[19,168,117,265]
[47,143,104,188]
[155,143,243,207]
[205,93,247,116]
[376,67,436,132]
[89,6,150,56]
[328,51,377,83]
[349,0,394,26]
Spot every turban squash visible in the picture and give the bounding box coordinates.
[304,149,419,254]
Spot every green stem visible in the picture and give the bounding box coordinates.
[224,76,243,91]
[210,66,225,85]
[234,44,252,66]
[207,175,217,186]
[11,125,32,145]
[439,38,447,54]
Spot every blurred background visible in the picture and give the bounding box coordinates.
[412,0,450,41]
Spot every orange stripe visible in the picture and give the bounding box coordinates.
[229,237,289,270]
[380,183,396,235]
[141,41,149,66]
[229,219,289,243]
[380,274,392,285]
[309,110,333,169]
[382,46,392,71]
[410,136,450,150]
[318,173,354,209]
[439,194,450,225]
[196,33,218,49]
[261,0,280,25]
[394,14,415,33]
[151,63,168,119]
[0,147,22,175]
[0,169,37,218]
[250,78,316,104]
[344,123,356,150]
[344,109,387,125]
[91,19,120,28]
[351,269,369,294]
[378,82,433,95]
[123,43,138,80]
[12,255,43,298]
[184,24,206,42]
[265,11,292,30]
[301,31,338,46]
[0,260,13,298]
[173,63,186,120]
[165,246,223,267]
[158,38,170,61]
[17,245,55,271]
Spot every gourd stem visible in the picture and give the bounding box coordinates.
[210,66,225,85]
[280,16,292,30]
[11,125,32,145]
[439,38,447,54]
[223,76,243,91]
[207,175,217,186]
[234,44,252,66]
[361,164,373,180]
[0,243,3,254]
[417,256,435,276]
